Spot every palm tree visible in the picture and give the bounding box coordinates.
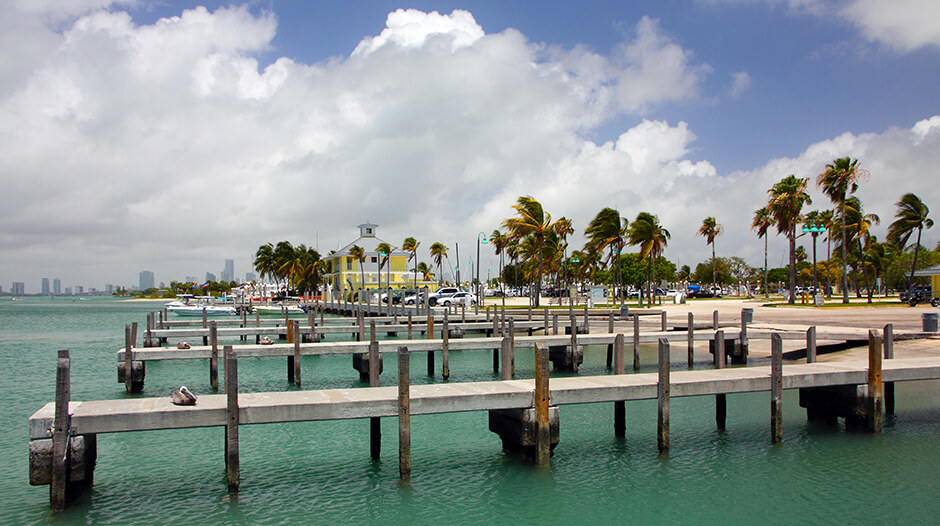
[376,242,392,294]
[286,245,321,298]
[489,229,508,305]
[697,217,722,291]
[768,175,812,304]
[417,262,434,282]
[751,207,772,298]
[403,237,420,294]
[888,193,934,289]
[628,212,670,301]
[585,207,629,304]
[817,157,867,303]
[429,242,448,287]
[348,245,365,299]
[819,209,835,297]
[502,195,566,307]
[839,196,880,302]
[254,243,276,284]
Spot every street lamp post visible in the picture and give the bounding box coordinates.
[570,254,580,306]
[802,222,825,296]
[476,232,488,305]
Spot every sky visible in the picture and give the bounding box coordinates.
[2,0,939,291]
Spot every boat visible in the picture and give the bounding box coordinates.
[167,304,237,317]
[251,304,306,315]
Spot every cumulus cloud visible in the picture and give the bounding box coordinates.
[841,0,940,52]
[730,71,751,96]
[0,4,936,288]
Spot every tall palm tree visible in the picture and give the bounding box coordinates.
[697,217,722,291]
[819,209,835,297]
[254,243,276,284]
[348,245,366,298]
[628,212,670,301]
[376,242,392,293]
[817,157,867,303]
[767,175,812,305]
[585,207,629,304]
[502,196,566,307]
[751,207,772,298]
[272,241,295,293]
[839,196,880,302]
[429,242,448,287]
[403,237,420,294]
[489,229,508,305]
[888,193,934,289]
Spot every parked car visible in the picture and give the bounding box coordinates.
[900,285,931,303]
[901,286,937,306]
[439,291,477,306]
[403,292,427,305]
[427,287,460,306]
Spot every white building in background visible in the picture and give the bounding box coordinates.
[139,270,155,290]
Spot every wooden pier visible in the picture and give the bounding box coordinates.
[30,327,940,508]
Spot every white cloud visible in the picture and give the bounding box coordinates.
[1,5,936,289]
[730,71,751,96]
[841,0,940,52]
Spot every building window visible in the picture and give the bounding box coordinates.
[371,256,377,263]
[346,259,352,271]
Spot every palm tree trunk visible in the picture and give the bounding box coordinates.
[840,199,848,303]
[909,226,923,289]
[826,231,832,298]
[788,227,796,305]
[859,237,872,303]
[711,242,717,289]
[763,234,769,298]
[535,236,543,308]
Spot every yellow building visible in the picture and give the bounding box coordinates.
[323,223,430,300]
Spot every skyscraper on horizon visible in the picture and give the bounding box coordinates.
[12,282,25,295]
[222,259,235,282]
[41,277,50,295]
[139,270,155,291]
[53,278,61,295]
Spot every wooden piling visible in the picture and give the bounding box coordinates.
[209,321,219,391]
[715,330,726,430]
[509,319,516,377]
[427,315,435,376]
[771,334,783,444]
[224,345,239,493]
[534,342,551,466]
[868,330,883,432]
[661,311,667,332]
[806,326,817,363]
[124,324,133,393]
[442,311,450,380]
[202,309,208,346]
[408,314,413,340]
[293,320,301,386]
[633,314,640,371]
[606,314,614,369]
[544,308,549,335]
[583,304,589,334]
[614,334,626,438]
[553,313,558,335]
[51,350,70,511]
[687,312,694,367]
[398,346,410,480]
[884,323,894,415]
[370,322,381,460]
[713,310,719,329]
[501,337,513,380]
[527,304,532,321]
[657,338,670,454]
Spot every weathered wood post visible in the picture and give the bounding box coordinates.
[407,314,413,340]
[614,334,626,438]
[241,309,248,341]
[486,305,490,322]
[224,345,239,494]
[461,303,466,323]
[687,312,695,367]
[51,350,70,510]
[552,313,558,336]
[427,315,435,376]
[534,342,551,466]
[286,320,295,383]
[715,330,726,430]
[713,310,719,330]
[442,310,450,380]
[398,346,411,480]
[884,323,894,415]
[606,313,614,369]
[210,321,219,391]
[370,323,382,460]
[501,337,513,380]
[661,310,667,332]
[657,338,670,454]
[633,314,640,371]
[583,304,590,334]
[255,312,261,344]
[310,310,318,343]
[358,310,365,342]
[738,309,748,363]
[527,304,532,321]
[501,307,507,337]
[806,326,817,363]
[771,333,783,443]
[145,312,154,347]
[509,319,516,377]
[293,320,302,386]
[867,330,883,433]
[124,324,133,393]
[569,314,579,373]
[202,309,208,345]
[544,308,549,335]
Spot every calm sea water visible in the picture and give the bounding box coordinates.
[2,297,939,524]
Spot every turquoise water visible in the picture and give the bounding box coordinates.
[2,297,939,524]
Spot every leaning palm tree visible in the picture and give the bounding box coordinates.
[840,196,880,302]
[585,207,628,304]
[417,262,434,282]
[429,242,448,287]
[817,157,867,303]
[767,175,812,305]
[628,212,670,301]
[751,207,773,298]
[888,193,934,289]
[403,237,420,294]
[376,242,392,293]
[502,196,566,307]
[697,217,722,291]
[348,244,366,299]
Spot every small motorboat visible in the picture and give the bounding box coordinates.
[252,304,306,315]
